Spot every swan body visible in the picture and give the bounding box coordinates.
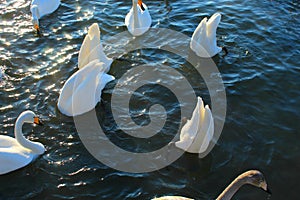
[190,13,222,58]
[175,97,214,154]
[153,170,271,200]
[78,23,112,71]
[57,60,115,117]
[30,0,61,32]
[0,110,45,175]
[125,0,152,36]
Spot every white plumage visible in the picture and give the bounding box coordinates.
[57,60,115,117]
[190,13,223,57]
[175,97,214,154]
[0,111,45,175]
[125,0,152,36]
[30,0,61,32]
[78,23,112,71]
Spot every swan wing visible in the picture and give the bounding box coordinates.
[0,135,19,148]
[31,0,61,18]
[57,60,114,116]
[78,23,112,71]
[0,150,33,175]
[95,73,115,104]
[0,136,34,175]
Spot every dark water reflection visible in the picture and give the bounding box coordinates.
[0,0,299,199]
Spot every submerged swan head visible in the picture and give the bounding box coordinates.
[190,12,228,57]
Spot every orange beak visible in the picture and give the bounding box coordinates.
[34,24,39,31]
[34,116,43,125]
[138,0,145,11]
[34,24,41,36]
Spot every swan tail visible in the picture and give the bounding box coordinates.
[88,23,101,40]
[79,23,112,70]
[207,12,221,39]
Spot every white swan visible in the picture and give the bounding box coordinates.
[153,170,271,200]
[57,60,115,117]
[175,97,214,154]
[190,13,228,58]
[30,0,61,34]
[78,23,113,72]
[125,0,152,36]
[0,110,45,175]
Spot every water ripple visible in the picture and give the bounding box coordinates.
[0,0,299,199]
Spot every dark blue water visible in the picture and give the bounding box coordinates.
[0,0,299,199]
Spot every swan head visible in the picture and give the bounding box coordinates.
[19,110,43,125]
[30,5,41,36]
[132,0,145,11]
[32,19,40,34]
[242,170,271,194]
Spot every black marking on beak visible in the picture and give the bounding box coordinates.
[36,28,42,38]
[140,3,145,11]
[34,117,44,126]
[138,0,145,11]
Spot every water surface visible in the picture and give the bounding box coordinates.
[0,0,299,199]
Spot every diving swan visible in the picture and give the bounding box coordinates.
[57,60,115,117]
[175,97,214,154]
[78,23,113,72]
[190,13,228,58]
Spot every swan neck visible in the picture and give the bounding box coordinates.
[216,176,245,200]
[31,6,39,20]
[14,116,43,154]
[132,0,139,29]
